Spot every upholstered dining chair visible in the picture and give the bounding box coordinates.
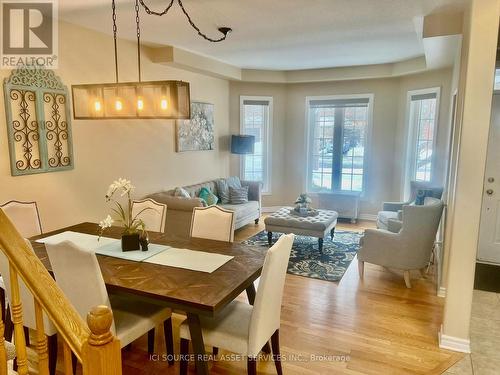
[45,240,175,367]
[0,201,42,238]
[0,201,43,347]
[0,239,59,375]
[190,206,235,242]
[179,233,295,375]
[131,198,167,233]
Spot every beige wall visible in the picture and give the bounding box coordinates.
[0,22,231,231]
[442,0,500,344]
[230,69,452,214]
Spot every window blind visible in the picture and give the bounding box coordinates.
[309,98,369,108]
[411,93,437,101]
[243,99,270,106]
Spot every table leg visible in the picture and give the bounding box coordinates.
[245,283,271,354]
[267,231,273,246]
[318,238,324,254]
[187,313,209,375]
[246,284,256,304]
[331,227,335,239]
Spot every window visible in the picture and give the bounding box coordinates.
[306,95,372,194]
[240,96,272,193]
[495,68,500,91]
[406,89,440,183]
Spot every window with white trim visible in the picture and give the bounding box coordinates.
[407,89,440,183]
[240,96,272,193]
[307,95,372,193]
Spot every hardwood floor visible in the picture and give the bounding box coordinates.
[36,219,463,374]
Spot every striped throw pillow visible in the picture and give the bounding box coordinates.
[229,186,249,204]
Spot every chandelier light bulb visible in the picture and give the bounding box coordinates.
[115,99,123,111]
[160,98,168,110]
[94,100,102,112]
[137,98,144,111]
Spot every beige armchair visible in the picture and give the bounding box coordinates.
[358,197,444,288]
[377,182,443,230]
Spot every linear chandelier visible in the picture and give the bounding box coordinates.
[72,0,232,120]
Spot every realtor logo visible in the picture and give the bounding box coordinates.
[1,0,58,68]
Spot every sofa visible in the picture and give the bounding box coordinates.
[145,178,261,238]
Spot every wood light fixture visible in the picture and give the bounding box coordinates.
[72,0,194,120]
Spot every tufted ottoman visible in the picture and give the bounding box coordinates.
[264,207,338,253]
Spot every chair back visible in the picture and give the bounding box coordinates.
[248,234,294,357]
[0,200,42,238]
[409,182,443,202]
[131,198,167,233]
[0,239,57,335]
[400,197,444,264]
[45,241,115,334]
[190,206,235,242]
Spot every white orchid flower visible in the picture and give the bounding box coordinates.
[99,215,114,229]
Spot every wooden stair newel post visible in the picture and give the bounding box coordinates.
[81,305,122,375]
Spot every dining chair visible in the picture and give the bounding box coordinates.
[0,239,59,375]
[45,240,175,367]
[179,233,295,375]
[0,200,43,349]
[190,206,235,242]
[0,201,42,238]
[131,198,167,233]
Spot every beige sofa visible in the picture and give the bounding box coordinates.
[145,179,261,238]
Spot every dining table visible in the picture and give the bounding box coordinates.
[31,222,268,375]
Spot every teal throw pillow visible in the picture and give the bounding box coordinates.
[199,187,219,206]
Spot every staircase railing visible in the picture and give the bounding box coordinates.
[0,209,122,375]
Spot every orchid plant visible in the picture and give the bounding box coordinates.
[98,178,148,238]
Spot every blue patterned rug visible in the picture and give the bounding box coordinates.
[243,230,362,282]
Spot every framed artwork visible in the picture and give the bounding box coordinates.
[175,101,215,152]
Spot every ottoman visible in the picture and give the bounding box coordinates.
[264,207,338,253]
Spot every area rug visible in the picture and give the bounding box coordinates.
[243,230,362,282]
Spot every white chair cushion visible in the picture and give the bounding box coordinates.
[109,295,171,348]
[376,211,399,229]
[179,300,252,355]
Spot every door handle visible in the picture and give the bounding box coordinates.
[486,189,494,196]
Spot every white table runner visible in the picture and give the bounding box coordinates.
[35,231,169,262]
[144,248,233,273]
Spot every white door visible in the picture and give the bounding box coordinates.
[478,94,500,263]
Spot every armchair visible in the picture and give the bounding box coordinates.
[377,181,443,230]
[358,197,444,288]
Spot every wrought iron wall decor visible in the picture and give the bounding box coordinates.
[3,67,74,176]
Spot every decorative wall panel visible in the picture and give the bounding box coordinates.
[3,67,74,176]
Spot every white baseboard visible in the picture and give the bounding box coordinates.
[358,214,377,221]
[437,286,446,298]
[262,207,377,222]
[438,326,471,353]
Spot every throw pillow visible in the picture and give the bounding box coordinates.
[229,186,249,204]
[174,187,190,198]
[216,177,242,204]
[199,187,219,206]
[226,176,242,189]
[216,179,230,204]
[415,189,435,205]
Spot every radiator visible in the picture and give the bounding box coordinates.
[318,194,360,223]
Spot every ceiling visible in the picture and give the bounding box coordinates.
[59,0,468,71]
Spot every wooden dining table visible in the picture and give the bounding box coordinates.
[31,222,268,375]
